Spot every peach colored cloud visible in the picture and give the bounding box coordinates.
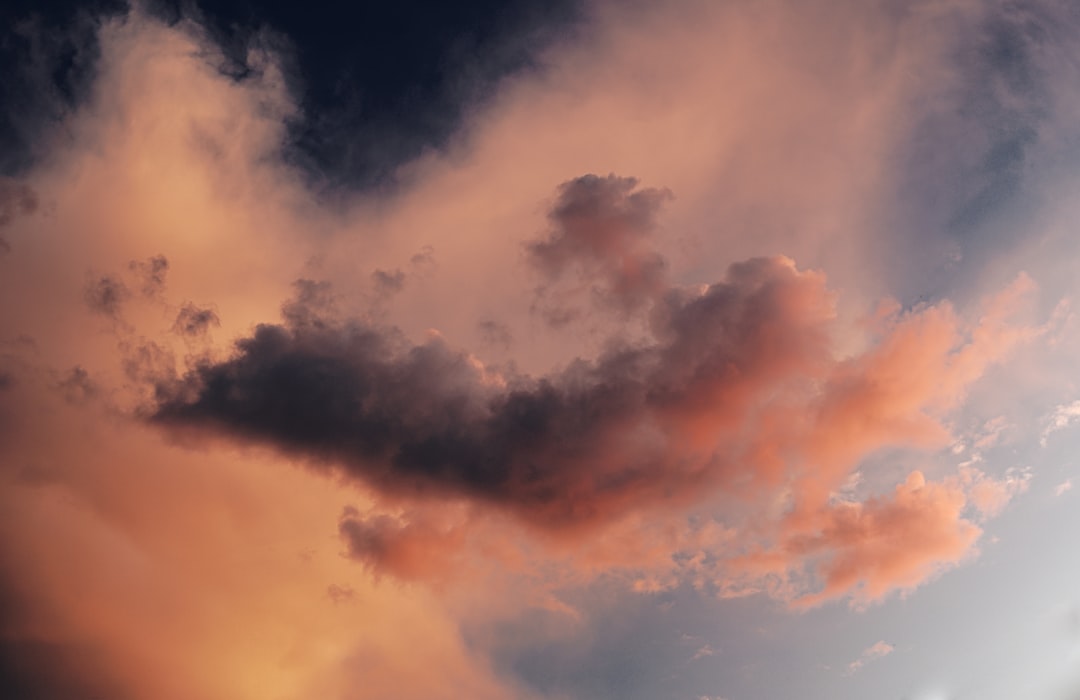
[0,2,1063,698]
[845,640,895,675]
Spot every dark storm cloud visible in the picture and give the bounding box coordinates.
[83,274,130,318]
[172,303,220,338]
[151,253,831,529]
[528,174,672,320]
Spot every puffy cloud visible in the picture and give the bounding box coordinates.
[0,1,1068,698]
[150,236,1037,604]
[150,254,832,529]
[790,472,981,606]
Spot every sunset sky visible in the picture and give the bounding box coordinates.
[2,1,1080,698]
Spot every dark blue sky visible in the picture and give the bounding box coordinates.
[0,0,581,185]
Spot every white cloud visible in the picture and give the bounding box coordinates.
[1041,401,1080,446]
[691,643,720,662]
[845,640,895,675]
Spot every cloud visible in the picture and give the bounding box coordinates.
[172,303,221,338]
[83,273,131,318]
[1042,400,1080,446]
[732,471,982,607]
[129,255,169,298]
[527,174,672,320]
[960,465,1030,518]
[150,239,1036,604]
[0,178,39,255]
[0,362,522,700]
[845,640,894,675]
[0,1,1072,698]
[338,506,468,581]
[150,254,831,529]
[1056,479,1073,497]
[690,643,719,662]
[372,268,406,297]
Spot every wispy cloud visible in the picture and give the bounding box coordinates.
[1042,400,1080,446]
[845,640,895,675]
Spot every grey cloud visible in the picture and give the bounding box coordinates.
[128,255,169,298]
[372,268,406,297]
[151,254,830,530]
[0,178,39,255]
[83,275,130,318]
[527,174,672,321]
[172,303,221,338]
[478,319,512,348]
[56,366,97,404]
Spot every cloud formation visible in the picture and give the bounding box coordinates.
[527,174,672,321]
[0,1,1074,698]
[150,179,1037,602]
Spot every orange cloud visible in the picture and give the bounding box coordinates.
[0,2,1058,698]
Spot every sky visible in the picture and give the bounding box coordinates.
[1,0,1080,698]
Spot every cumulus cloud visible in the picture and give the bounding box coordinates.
[0,1,1072,698]
[790,472,981,606]
[149,254,832,530]
[151,226,1037,604]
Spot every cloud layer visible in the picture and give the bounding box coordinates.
[1,1,1076,698]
